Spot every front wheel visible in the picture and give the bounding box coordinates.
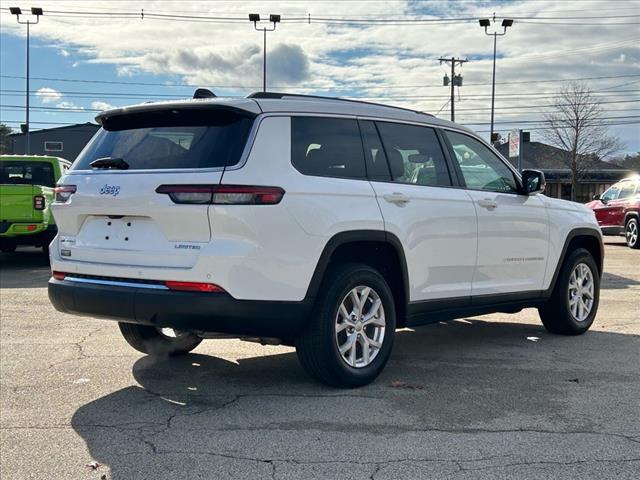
[118,323,202,356]
[626,218,639,249]
[539,248,600,335]
[296,263,396,388]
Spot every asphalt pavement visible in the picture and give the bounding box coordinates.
[1,238,638,479]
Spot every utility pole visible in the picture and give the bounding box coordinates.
[438,57,467,122]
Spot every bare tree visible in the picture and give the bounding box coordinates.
[543,82,624,201]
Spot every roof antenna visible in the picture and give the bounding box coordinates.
[193,88,216,99]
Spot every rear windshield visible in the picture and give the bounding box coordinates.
[73,108,254,170]
[0,161,55,187]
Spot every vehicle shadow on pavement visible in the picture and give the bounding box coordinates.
[601,272,640,290]
[70,320,640,480]
[0,249,51,288]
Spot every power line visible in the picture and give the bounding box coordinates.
[1,73,639,91]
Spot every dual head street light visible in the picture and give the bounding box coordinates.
[479,16,514,143]
[249,13,281,92]
[10,6,43,155]
[9,7,43,21]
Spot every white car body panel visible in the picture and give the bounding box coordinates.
[49,96,602,308]
[370,181,478,301]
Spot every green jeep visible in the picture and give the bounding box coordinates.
[0,155,71,253]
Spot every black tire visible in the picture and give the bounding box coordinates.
[118,322,202,356]
[295,263,396,388]
[625,217,639,249]
[539,248,600,335]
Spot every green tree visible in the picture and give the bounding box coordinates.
[0,123,13,154]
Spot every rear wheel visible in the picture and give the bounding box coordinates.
[295,263,396,388]
[118,322,202,356]
[539,248,599,335]
[625,218,639,249]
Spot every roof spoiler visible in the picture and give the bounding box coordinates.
[193,88,216,99]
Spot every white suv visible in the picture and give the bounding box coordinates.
[49,92,603,387]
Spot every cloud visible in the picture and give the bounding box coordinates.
[1,0,638,151]
[36,87,62,104]
[59,49,70,57]
[268,44,311,84]
[91,101,115,111]
[56,101,84,110]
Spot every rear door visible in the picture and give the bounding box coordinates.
[362,120,477,303]
[52,106,256,268]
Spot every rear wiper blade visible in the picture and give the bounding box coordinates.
[90,157,129,170]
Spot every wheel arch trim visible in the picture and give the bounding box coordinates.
[304,230,409,306]
[545,227,603,297]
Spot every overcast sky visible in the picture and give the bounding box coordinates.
[1,0,639,155]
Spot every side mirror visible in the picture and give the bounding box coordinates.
[521,169,546,195]
[592,193,601,201]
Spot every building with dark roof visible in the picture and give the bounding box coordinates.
[7,122,100,163]
[496,140,632,202]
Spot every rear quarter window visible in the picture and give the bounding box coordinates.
[73,108,254,170]
[291,117,366,179]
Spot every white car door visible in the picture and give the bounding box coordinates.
[442,129,549,296]
[361,120,478,304]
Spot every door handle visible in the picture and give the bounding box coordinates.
[383,193,410,205]
[478,199,498,210]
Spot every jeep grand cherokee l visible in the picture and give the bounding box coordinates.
[48,92,603,387]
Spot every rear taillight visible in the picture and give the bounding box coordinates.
[54,185,76,203]
[165,280,225,293]
[156,185,285,205]
[33,195,45,210]
[52,271,66,280]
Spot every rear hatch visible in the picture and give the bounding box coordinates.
[52,101,258,268]
[1,160,56,228]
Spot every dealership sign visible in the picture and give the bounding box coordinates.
[509,129,520,158]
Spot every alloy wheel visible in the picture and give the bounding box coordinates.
[568,263,595,322]
[335,286,386,368]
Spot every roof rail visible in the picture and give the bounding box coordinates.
[247,92,433,117]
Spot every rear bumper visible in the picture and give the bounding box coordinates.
[48,277,312,339]
[0,224,56,245]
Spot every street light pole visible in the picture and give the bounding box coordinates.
[249,14,280,92]
[479,15,513,144]
[10,7,42,155]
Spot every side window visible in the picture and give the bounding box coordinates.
[618,182,636,200]
[359,120,391,181]
[376,122,452,187]
[291,117,366,179]
[444,130,519,193]
[601,185,620,202]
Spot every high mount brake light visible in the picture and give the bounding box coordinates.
[156,185,285,205]
[164,280,225,293]
[54,185,77,203]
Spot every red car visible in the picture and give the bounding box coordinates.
[586,175,640,249]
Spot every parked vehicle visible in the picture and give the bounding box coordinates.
[585,175,640,249]
[48,92,604,387]
[1,155,71,253]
